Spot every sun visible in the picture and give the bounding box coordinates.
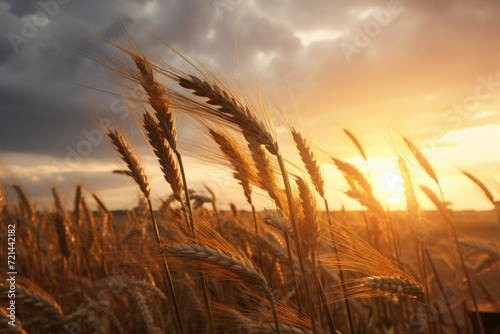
[367,157,407,210]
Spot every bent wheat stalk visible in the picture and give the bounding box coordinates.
[420,185,485,334]
[162,243,281,334]
[106,126,184,334]
[133,55,216,333]
[291,128,352,333]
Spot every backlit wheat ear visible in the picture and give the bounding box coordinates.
[461,170,495,206]
[361,276,424,302]
[343,129,367,162]
[176,74,278,155]
[296,177,320,256]
[402,137,439,185]
[133,55,177,149]
[291,128,325,198]
[12,184,36,222]
[143,111,184,202]
[332,157,372,194]
[208,128,256,205]
[247,137,285,211]
[397,156,420,221]
[419,185,451,224]
[106,126,150,198]
[162,243,269,292]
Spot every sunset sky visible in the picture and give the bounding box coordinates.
[1,0,499,211]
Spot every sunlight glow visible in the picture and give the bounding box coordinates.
[295,29,344,48]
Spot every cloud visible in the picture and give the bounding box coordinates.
[1,0,499,209]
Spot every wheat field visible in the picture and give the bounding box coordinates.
[1,38,499,334]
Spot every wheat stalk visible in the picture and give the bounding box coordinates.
[420,185,485,333]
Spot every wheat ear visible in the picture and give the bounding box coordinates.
[162,243,269,291]
[106,126,150,198]
[361,276,424,302]
[176,74,277,155]
[143,111,184,202]
[12,184,36,222]
[461,171,495,205]
[343,129,368,162]
[162,243,281,332]
[461,170,500,227]
[51,187,72,260]
[133,55,177,149]
[295,177,320,257]
[0,284,65,327]
[291,128,325,198]
[402,136,439,185]
[130,290,162,334]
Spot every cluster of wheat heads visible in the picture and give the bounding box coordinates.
[1,42,499,334]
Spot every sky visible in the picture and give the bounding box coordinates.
[1,0,499,212]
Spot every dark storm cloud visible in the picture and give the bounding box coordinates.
[3,0,40,17]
